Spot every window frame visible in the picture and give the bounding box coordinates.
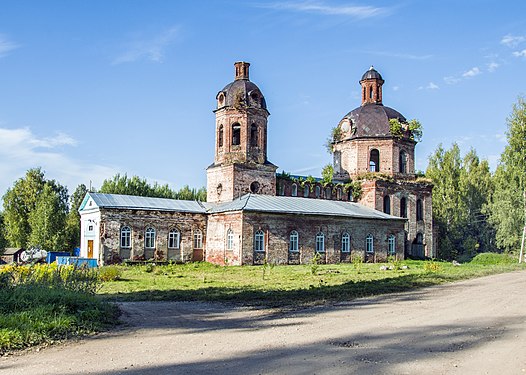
[226,229,234,251]
[254,230,265,252]
[289,230,299,252]
[383,195,391,214]
[341,232,350,253]
[168,228,180,249]
[145,227,156,249]
[400,197,407,218]
[366,234,374,253]
[388,234,396,256]
[416,199,423,221]
[193,229,203,249]
[120,226,131,249]
[291,183,298,197]
[316,232,325,253]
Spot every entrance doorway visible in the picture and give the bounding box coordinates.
[87,240,94,258]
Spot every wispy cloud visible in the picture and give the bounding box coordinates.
[501,34,526,48]
[0,127,117,198]
[444,75,461,85]
[462,67,481,78]
[487,62,499,72]
[0,34,19,58]
[258,1,389,18]
[112,26,180,65]
[512,49,526,58]
[418,82,439,90]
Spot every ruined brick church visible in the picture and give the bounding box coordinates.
[79,62,435,265]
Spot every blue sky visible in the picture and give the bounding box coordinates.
[0,0,525,202]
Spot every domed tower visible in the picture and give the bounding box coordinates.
[207,62,278,203]
[332,66,416,179]
[331,67,435,259]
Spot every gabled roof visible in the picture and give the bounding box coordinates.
[79,192,208,214]
[209,194,404,220]
[2,248,24,255]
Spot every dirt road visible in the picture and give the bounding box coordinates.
[2,271,525,375]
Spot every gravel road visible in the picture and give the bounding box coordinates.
[2,271,525,375]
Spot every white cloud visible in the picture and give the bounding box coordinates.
[392,86,400,91]
[462,67,481,78]
[112,26,180,65]
[512,49,526,58]
[0,127,117,200]
[426,82,439,90]
[258,1,389,18]
[487,62,499,72]
[444,75,461,85]
[0,34,19,58]
[501,34,526,48]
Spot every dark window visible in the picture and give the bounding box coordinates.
[369,149,380,172]
[250,123,258,147]
[383,195,391,214]
[291,184,298,197]
[232,123,241,146]
[218,125,224,148]
[400,197,407,218]
[399,150,407,173]
[416,199,423,221]
[369,86,373,100]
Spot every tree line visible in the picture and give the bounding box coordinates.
[0,172,206,252]
[426,98,526,260]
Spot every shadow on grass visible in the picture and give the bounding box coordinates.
[98,272,458,308]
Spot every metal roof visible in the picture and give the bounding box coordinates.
[209,194,404,220]
[341,104,407,139]
[82,192,207,213]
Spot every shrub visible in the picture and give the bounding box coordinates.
[423,261,441,272]
[99,266,122,282]
[470,253,516,265]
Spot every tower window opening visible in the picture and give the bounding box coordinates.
[399,150,407,173]
[232,123,241,146]
[383,195,391,214]
[369,149,380,172]
[218,125,224,148]
[369,86,373,100]
[416,199,423,221]
[400,197,407,218]
[250,123,258,147]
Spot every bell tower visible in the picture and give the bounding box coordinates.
[207,62,277,203]
[360,66,384,105]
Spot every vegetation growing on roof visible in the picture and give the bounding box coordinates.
[389,118,423,142]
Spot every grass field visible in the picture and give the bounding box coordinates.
[99,254,525,307]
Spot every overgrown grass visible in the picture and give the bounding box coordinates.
[0,264,118,354]
[98,256,525,307]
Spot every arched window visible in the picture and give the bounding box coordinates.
[399,150,407,173]
[193,229,203,249]
[325,187,331,199]
[337,188,342,200]
[291,184,298,197]
[416,199,423,221]
[400,197,407,218]
[120,226,131,248]
[316,232,325,253]
[369,149,380,172]
[250,123,258,147]
[388,234,396,256]
[383,195,391,214]
[232,123,241,146]
[363,87,366,101]
[226,229,234,250]
[366,234,374,253]
[278,183,285,196]
[415,232,423,244]
[145,227,156,249]
[369,86,373,100]
[168,229,180,249]
[218,125,224,148]
[341,232,350,253]
[289,230,299,252]
[254,230,265,252]
[303,185,310,197]
[315,185,321,198]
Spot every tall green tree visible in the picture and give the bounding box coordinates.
[487,98,526,252]
[2,168,69,249]
[426,144,494,259]
[65,184,89,249]
[28,184,68,251]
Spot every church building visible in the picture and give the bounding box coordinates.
[79,62,434,265]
